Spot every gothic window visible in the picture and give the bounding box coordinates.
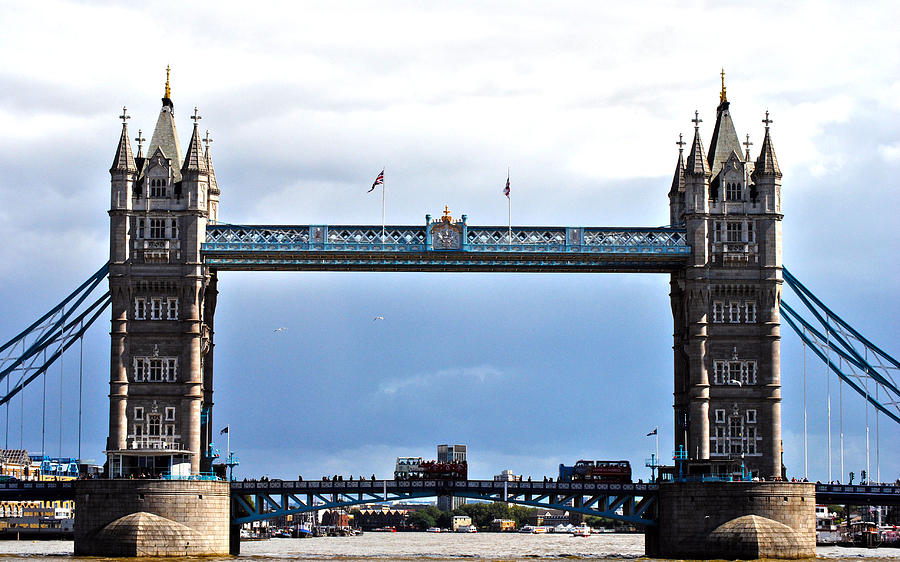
[165,425,175,437]
[134,424,144,437]
[728,302,741,323]
[712,301,724,323]
[726,222,743,243]
[729,361,742,384]
[746,221,755,242]
[150,297,164,320]
[726,182,742,201]
[148,414,161,437]
[744,302,757,323]
[746,409,757,424]
[132,357,178,382]
[134,297,147,320]
[170,219,179,240]
[134,407,144,421]
[149,218,166,239]
[714,409,726,424]
[137,218,145,239]
[165,407,175,421]
[713,221,722,243]
[713,426,727,455]
[742,361,757,385]
[150,178,166,198]
[729,415,744,455]
[713,361,727,385]
[167,298,178,320]
[745,426,757,455]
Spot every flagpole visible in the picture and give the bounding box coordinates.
[655,429,659,483]
[381,165,386,244]
[226,425,231,481]
[507,167,511,245]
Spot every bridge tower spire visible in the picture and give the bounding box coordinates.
[106,73,219,477]
[670,81,784,479]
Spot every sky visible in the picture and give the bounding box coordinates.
[0,0,898,485]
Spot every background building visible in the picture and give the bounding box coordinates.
[437,444,466,511]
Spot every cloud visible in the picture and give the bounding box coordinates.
[378,365,505,396]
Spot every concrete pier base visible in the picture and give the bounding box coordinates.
[645,481,815,559]
[74,479,230,556]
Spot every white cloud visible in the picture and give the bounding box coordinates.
[379,365,505,395]
[878,142,900,162]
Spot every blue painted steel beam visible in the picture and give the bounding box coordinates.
[229,480,659,526]
[202,224,690,272]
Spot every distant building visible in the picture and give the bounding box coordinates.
[491,518,517,532]
[451,515,472,531]
[353,508,408,531]
[437,444,466,511]
[493,469,521,481]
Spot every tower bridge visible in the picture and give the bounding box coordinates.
[1,73,898,558]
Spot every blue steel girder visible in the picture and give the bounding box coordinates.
[202,224,690,272]
[230,480,658,527]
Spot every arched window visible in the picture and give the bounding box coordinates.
[726,182,742,201]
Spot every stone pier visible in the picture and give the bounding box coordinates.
[74,479,230,556]
[645,481,816,559]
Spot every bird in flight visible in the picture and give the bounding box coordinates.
[273,327,288,333]
[373,315,384,321]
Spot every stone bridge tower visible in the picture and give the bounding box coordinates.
[669,77,783,478]
[107,71,220,476]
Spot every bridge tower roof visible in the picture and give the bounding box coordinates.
[110,111,137,174]
[706,71,744,179]
[181,107,208,175]
[146,66,183,181]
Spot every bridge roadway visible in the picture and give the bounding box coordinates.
[201,224,691,272]
[2,480,897,525]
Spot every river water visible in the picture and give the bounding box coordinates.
[0,534,896,561]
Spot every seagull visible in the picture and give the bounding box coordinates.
[273,327,288,333]
[373,315,384,322]
[728,379,743,387]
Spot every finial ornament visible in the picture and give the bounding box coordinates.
[676,133,686,153]
[119,106,130,124]
[692,110,702,130]
[743,133,753,160]
[762,110,773,129]
[203,130,213,152]
[165,65,171,99]
[135,129,146,153]
[720,68,727,104]
[191,106,202,124]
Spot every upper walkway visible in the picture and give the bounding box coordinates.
[202,224,690,272]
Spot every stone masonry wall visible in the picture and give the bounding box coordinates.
[645,481,815,559]
[74,479,229,556]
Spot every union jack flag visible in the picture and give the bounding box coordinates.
[503,174,510,198]
[368,169,384,192]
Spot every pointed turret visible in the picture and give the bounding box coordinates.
[753,114,781,178]
[146,67,183,182]
[669,135,686,198]
[684,112,710,177]
[204,130,219,196]
[181,108,209,175]
[669,134,687,226]
[110,107,137,174]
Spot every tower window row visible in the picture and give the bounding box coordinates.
[133,357,178,383]
[713,360,757,385]
[149,178,168,198]
[712,220,755,244]
[712,408,759,456]
[712,301,756,323]
[725,181,743,201]
[134,297,178,320]
[136,218,179,240]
